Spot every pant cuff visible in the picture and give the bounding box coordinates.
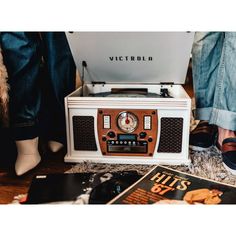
[194,107,236,131]
[193,107,213,121]
[12,125,38,141]
[209,108,236,131]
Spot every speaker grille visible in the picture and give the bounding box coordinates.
[157,117,183,153]
[73,116,97,151]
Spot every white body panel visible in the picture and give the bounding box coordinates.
[65,84,191,165]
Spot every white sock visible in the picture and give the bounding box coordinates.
[15,137,41,176]
[48,141,64,153]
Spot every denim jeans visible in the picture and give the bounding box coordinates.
[0,32,76,144]
[192,32,236,131]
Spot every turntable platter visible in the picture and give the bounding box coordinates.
[89,92,171,98]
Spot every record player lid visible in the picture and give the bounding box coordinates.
[66,32,194,85]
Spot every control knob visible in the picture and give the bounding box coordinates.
[139,132,147,139]
[107,131,116,138]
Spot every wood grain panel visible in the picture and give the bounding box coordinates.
[97,109,158,156]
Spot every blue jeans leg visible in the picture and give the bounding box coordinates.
[39,32,76,145]
[0,32,76,143]
[0,32,41,140]
[192,32,236,131]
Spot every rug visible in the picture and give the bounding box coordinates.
[65,146,236,186]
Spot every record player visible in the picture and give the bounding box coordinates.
[64,32,194,165]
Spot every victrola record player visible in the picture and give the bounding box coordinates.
[65,32,194,165]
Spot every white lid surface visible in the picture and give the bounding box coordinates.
[66,32,194,84]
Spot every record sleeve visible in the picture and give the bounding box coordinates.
[23,171,141,204]
[108,165,236,204]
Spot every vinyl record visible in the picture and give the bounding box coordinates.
[89,171,142,204]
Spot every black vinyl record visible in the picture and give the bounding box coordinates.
[89,171,142,204]
[24,171,142,204]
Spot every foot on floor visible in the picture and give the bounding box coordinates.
[189,120,218,151]
[48,141,64,153]
[15,137,41,176]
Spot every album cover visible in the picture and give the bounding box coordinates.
[108,165,236,204]
[23,171,142,204]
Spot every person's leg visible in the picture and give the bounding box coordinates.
[191,32,236,174]
[39,32,76,151]
[190,32,224,150]
[208,32,236,174]
[209,32,236,133]
[0,32,42,175]
[192,32,224,120]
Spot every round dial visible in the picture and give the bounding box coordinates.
[117,111,138,133]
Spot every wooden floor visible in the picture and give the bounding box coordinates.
[0,80,193,204]
[0,143,74,204]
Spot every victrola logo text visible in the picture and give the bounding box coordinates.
[109,56,153,62]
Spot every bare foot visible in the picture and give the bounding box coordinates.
[218,127,236,146]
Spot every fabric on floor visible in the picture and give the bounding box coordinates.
[65,146,236,186]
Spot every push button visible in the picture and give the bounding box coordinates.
[103,115,110,129]
[144,116,151,130]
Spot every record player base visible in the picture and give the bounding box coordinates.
[64,154,191,166]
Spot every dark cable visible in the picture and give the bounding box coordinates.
[81,61,87,97]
